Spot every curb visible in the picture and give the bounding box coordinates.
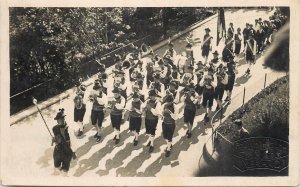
[10,13,218,126]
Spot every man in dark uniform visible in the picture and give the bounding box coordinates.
[201,28,212,64]
[97,64,108,94]
[109,88,126,144]
[225,59,236,102]
[242,23,250,49]
[143,89,162,153]
[222,39,235,64]
[214,65,228,110]
[161,94,178,157]
[73,94,86,137]
[126,92,144,146]
[245,32,257,74]
[163,42,177,62]
[52,109,74,175]
[200,74,216,123]
[227,22,234,40]
[146,60,155,88]
[180,83,199,138]
[89,82,108,143]
[234,28,243,56]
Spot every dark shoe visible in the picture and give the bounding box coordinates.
[246,68,250,74]
[115,138,120,144]
[133,140,138,146]
[77,130,83,137]
[96,136,101,143]
[187,132,192,138]
[165,150,171,157]
[113,135,117,140]
[72,152,77,160]
[224,96,230,101]
[149,146,154,153]
[204,113,209,123]
[146,141,151,147]
[94,132,99,138]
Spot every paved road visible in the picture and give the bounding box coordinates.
[4,8,284,180]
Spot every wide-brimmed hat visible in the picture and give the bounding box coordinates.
[165,94,174,103]
[132,92,140,99]
[205,28,211,32]
[212,50,219,56]
[54,108,66,120]
[148,89,156,97]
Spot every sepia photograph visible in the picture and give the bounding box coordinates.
[1,0,299,186]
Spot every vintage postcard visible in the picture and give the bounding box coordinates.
[1,0,299,186]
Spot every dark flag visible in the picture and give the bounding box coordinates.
[217,8,226,46]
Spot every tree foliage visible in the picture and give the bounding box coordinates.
[10,7,214,114]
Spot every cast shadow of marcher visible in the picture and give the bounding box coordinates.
[234,74,252,87]
[72,127,131,177]
[139,120,211,177]
[36,147,53,169]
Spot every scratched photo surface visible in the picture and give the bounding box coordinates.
[1,3,297,186]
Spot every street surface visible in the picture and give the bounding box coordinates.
[5,8,286,179]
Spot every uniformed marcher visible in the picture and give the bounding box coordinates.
[163,42,177,62]
[225,59,237,102]
[201,28,213,64]
[245,32,257,74]
[73,94,86,136]
[227,22,234,39]
[200,74,216,123]
[142,89,162,153]
[126,92,144,146]
[161,94,178,157]
[242,23,251,49]
[180,83,199,138]
[52,109,74,175]
[89,81,108,143]
[214,65,228,110]
[234,28,243,56]
[109,88,126,144]
[222,39,235,64]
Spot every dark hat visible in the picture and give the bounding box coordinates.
[187,82,195,89]
[208,66,214,72]
[153,73,160,79]
[148,89,156,97]
[165,94,174,103]
[170,81,177,87]
[116,70,125,75]
[54,108,66,120]
[212,50,219,56]
[132,92,140,99]
[234,119,243,126]
[136,73,144,79]
[168,42,174,47]
[197,61,204,65]
[237,27,241,31]
[112,88,120,94]
[158,59,164,65]
[186,43,193,48]
[205,28,211,32]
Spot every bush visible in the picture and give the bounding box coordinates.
[217,76,289,142]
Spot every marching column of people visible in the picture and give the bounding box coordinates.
[50,10,287,173]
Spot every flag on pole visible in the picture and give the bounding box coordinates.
[217,8,226,46]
